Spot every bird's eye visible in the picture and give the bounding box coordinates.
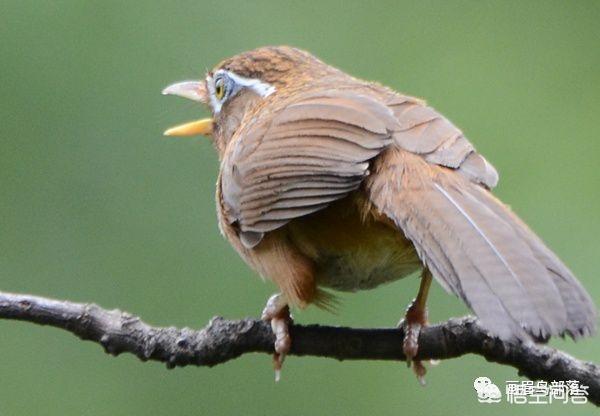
[215,77,226,100]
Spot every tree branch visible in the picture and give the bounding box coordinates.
[0,291,598,405]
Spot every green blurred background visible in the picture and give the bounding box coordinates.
[1,1,598,414]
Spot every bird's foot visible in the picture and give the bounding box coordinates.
[398,298,429,386]
[261,293,292,382]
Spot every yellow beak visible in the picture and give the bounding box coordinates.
[163,118,213,137]
[162,80,213,137]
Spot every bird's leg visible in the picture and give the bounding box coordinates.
[261,293,292,381]
[398,268,433,385]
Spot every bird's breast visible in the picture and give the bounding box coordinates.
[287,193,421,292]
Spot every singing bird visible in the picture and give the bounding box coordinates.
[162,46,596,380]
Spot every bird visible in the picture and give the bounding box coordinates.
[162,46,597,382]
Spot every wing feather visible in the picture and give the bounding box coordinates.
[220,89,398,247]
[386,95,498,189]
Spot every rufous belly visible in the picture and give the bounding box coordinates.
[287,192,422,292]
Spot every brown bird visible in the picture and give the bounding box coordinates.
[162,46,596,381]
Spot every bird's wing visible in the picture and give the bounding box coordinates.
[365,95,596,340]
[219,89,397,248]
[386,94,499,188]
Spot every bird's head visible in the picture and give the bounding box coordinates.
[162,46,341,158]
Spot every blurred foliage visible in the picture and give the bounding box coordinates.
[0,1,598,415]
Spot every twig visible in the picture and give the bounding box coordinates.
[0,291,598,405]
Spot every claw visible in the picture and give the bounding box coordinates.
[399,297,429,382]
[262,294,292,381]
[398,269,434,383]
[413,360,427,386]
[401,316,422,363]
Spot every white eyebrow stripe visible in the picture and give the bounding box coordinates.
[224,70,276,97]
[207,70,276,114]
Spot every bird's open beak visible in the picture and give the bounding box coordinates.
[162,81,213,137]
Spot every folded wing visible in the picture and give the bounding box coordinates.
[220,89,398,248]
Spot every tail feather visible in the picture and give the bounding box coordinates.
[400,191,528,340]
[470,186,597,338]
[366,149,596,341]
